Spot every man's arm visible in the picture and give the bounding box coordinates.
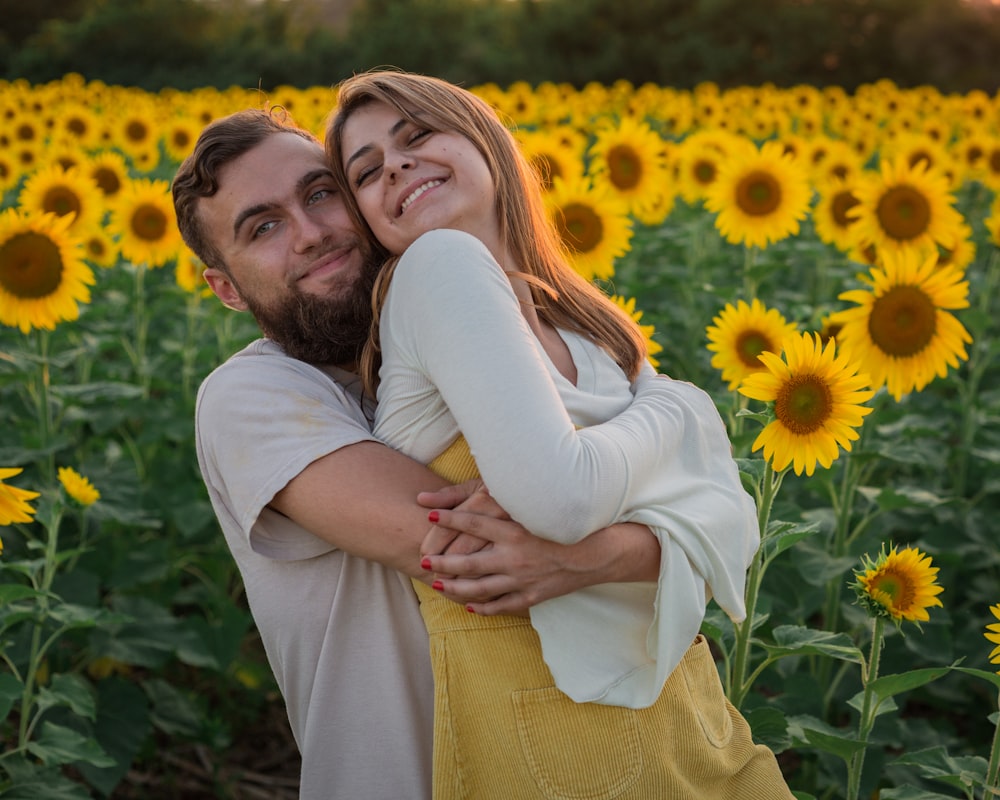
[269,440,660,599]
[270,440,449,579]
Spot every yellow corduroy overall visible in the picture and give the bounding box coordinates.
[418,436,793,800]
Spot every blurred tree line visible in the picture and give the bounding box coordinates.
[1,0,998,92]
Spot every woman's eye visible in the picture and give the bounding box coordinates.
[354,166,376,187]
[409,128,431,145]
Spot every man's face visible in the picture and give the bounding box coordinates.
[198,132,375,365]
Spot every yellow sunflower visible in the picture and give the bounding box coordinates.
[81,228,120,269]
[985,604,1000,673]
[57,466,100,507]
[738,332,874,476]
[848,155,964,256]
[587,116,671,218]
[545,175,633,282]
[175,248,212,296]
[84,150,130,200]
[17,164,105,235]
[108,178,183,268]
[0,151,19,193]
[933,221,975,273]
[611,295,663,368]
[706,298,799,390]
[0,467,40,526]
[705,140,813,249]
[812,178,863,253]
[830,249,972,401]
[0,209,94,333]
[516,128,584,193]
[852,544,943,626]
[162,115,201,164]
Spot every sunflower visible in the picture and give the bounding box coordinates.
[705,140,813,249]
[162,115,201,163]
[587,116,671,218]
[738,332,874,476]
[611,295,663,368]
[706,298,799,390]
[51,102,101,149]
[545,175,633,282]
[985,604,1000,673]
[829,248,972,401]
[81,228,120,269]
[0,151,18,193]
[933,221,975,273]
[175,248,212,296]
[516,128,584,192]
[108,178,183,268]
[852,544,943,626]
[0,209,94,333]
[57,466,100,506]
[848,155,964,256]
[84,150,130,200]
[17,164,105,235]
[812,178,863,253]
[0,467,40,526]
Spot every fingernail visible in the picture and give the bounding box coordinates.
[421,557,433,571]
[466,605,475,614]
[432,580,444,591]
[428,510,440,523]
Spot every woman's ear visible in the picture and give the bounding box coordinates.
[204,267,249,311]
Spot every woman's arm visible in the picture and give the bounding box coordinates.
[376,229,700,542]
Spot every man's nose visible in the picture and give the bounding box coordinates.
[292,211,330,252]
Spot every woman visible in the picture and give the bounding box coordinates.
[326,70,792,799]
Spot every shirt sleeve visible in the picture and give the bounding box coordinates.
[196,346,378,560]
[378,229,717,541]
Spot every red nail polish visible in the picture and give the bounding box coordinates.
[428,510,440,523]
[432,580,444,591]
[466,605,475,614]
[421,557,433,571]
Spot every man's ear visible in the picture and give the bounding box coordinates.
[204,267,249,311]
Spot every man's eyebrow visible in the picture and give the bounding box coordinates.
[344,117,409,174]
[232,168,334,240]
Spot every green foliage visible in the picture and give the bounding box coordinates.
[4,0,1000,91]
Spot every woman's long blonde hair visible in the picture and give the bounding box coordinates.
[325,70,649,396]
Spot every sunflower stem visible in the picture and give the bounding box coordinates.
[742,245,759,300]
[846,616,884,800]
[132,263,151,398]
[729,460,782,708]
[986,688,1000,798]
[33,331,55,482]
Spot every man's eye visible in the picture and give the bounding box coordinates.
[308,188,332,204]
[252,220,276,239]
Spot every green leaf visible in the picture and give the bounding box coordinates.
[762,519,822,563]
[25,721,115,768]
[786,714,866,761]
[867,665,953,705]
[0,756,92,799]
[36,674,96,721]
[0,672,23,721]
[75,677,151,797]
[879,786,976,800]
[143,678,204,738]
[954,666,1000,693]
[0,584,44,604]
[744,706,791,753]
[759,625,865,665]
[890,745,987,793]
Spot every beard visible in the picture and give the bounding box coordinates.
[243,260,378,366]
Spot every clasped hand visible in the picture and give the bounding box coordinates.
[417,480,584,616]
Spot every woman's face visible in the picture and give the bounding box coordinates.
[340,100,499,256]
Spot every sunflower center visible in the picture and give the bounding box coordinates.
[869,570,914,609]
[607,144,642,191]
[735,330,772,368]
[44,186,82,219]
[693,159,716,186]
[130,204,168,242]
[989,149,1000,176]
[867,284,936,357]
[774,374,833,435]
[735,170,782,216]
[126,120,149,143]
[831,190,860,228]
[876,184,931,241]
[530,154,561,192]
[0,232,65,298]
[556,203,604,254]
[93,167,122,196]
[67,117,87,136]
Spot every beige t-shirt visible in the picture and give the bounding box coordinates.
[196,339,433,800]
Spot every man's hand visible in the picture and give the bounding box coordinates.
[417,480,503,558]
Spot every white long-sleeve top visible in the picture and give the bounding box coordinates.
[374,229,759,708]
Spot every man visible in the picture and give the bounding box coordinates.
[172,109,662,800]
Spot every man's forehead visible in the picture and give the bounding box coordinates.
[222,132,327,189]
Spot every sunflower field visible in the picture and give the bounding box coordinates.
[2,72,1000,799]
